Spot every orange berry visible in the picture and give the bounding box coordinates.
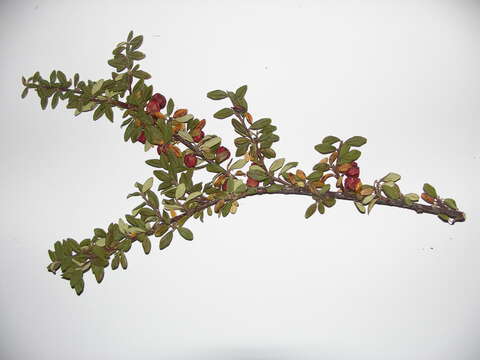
[245,112,253,124]
[172,122,184,133]
[152,112,166,119]
[173,109,188,118]
[421,193,435,204]
[296,169,306,180]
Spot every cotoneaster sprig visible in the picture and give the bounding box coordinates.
[21,31,465,295]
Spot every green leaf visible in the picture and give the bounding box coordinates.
[221,201,232,217]
[206,163,224,173]
[178,130,193,142]
[344,136,367,147]
[280,162,298,175]
[339,150,361,163]
[305,203,317,219]
[266,184,283,192]
[132,70,151,79]
[175,183,186,199]
[175,114,194,123]
[362,194,375,205]
[201,136,222,149]
[92,265,104,283]
[231,118,249,136]
[322,136,340,145]
[160,231,173,250]
[423,183,437,198]
[93,104,105,120]
[48,250,55,262]
[235,183,248,194]
[120,252,128,269]
[382,184,400,200]
[261,148,276,159]
[404,193,419,202]
[40,97,48,110]
[167,98,174,116]
[57,70,67,85]
[235,85,248,99]
[178,227,193,241]
[235,143,249,157]
[314,143,336,154]
[250,118,271,130]
[118,219,129,233]
[51,92,59,109]
[21,87,28,99]
[306,171,323,181]
[247,169,268,181]
[443,198,458,210]
[185,191,202,203]
[146,159,164,168]
[146,190,159,208]
[322,197,337,208]
[317,201,325,214]
[142,236,152,254]
[142,177,154,192]
[367,198,378,214]
[214,108,234,119]
[269,158,285,173]
[355,202,366,214]
[234,137,249,146]
[130,35,143,50]
[49,70,57,83]
[74,278,84,296]
[382,172,401,182]
[105,106,114,122]
[230,158,248,170]
[111,254,120,270]
[317,184,331,195]
[92,79,104,95]
[129,51,146,61]
[249,164,264,172]
[207,90,228,100]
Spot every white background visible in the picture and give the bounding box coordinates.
[1,0,479,359]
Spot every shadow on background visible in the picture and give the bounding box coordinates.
[179,346,334,360]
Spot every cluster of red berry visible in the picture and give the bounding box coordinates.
[136,93,167,144]
[184,146,231,169]
[146,93,167,114]
[138,93,233,172]
[342,161,361,192]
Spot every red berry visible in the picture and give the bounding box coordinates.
[146,99,161,114]
[184,153,197,168]
[346,166,360,177]
[151,93,167,109]
[344,176,360,191]
[137,131,146,144]
[246,177,259,187]
[192,130,205,143]
[222,181,228,191]
[215,146,230,163]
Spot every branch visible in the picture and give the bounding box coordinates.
[20,31,465,296]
